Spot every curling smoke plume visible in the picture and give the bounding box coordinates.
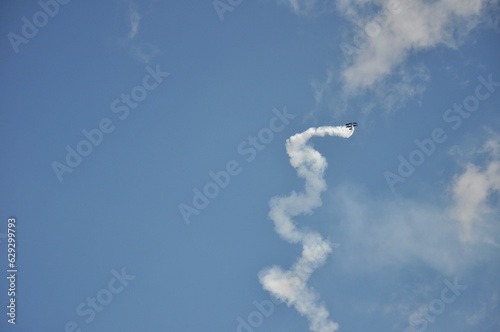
[259,126,354,332]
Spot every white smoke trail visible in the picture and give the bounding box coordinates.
[259,125,354,332]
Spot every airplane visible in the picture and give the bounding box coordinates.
[345,122,358,130]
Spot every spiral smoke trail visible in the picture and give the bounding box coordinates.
[258,125,354,332]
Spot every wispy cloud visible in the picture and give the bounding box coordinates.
[329,132,500,275]
[278,0,320,14]
[128,42,159,65]
[449,133,500,245]
[330,184,468,275]
[309,63,430,119]
[127,3,141,40]
[369,64,430,114]
[290,0,496,115]
[312,66,335,105]
[338,0,493,93]
[120,0,159,64]
[466,290,499,326]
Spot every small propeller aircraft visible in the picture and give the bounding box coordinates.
[345,122,358,130]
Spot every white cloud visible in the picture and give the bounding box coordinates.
[449,135,500,245]
[292,0,498,113]
[328,133,500,275]
[338,0,493,93]
[281,0,496,114]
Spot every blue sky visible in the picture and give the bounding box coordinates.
[1,0,499,331]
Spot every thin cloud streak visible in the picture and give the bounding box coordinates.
[278,0,319,14]
[120,1,159,65]
[127,3,141,40]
